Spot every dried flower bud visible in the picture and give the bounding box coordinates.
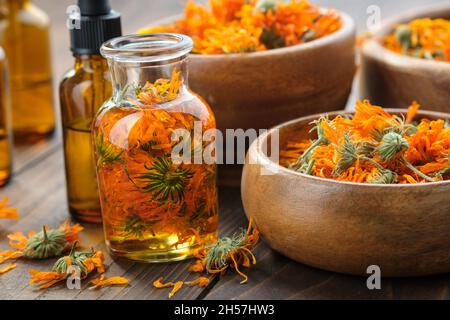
[23,226,70,259]
[377,131,409,162]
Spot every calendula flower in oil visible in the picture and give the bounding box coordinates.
[96,34,219,262]
[281,100,450,184]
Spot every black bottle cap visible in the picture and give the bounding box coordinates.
[70,0,122,55]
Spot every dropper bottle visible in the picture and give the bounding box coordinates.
[59,0,122,223]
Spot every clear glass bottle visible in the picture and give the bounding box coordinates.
[0,46,11,186]
[94,34,218,262]
[60,56,111,223]
[0,0,54,142]
[59,0,121,223]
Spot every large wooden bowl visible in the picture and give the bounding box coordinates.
[360,3,450,112]
[242,109,450,277]
[146,11,356,186]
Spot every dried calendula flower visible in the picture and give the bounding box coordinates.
[7,221,83,260]
[0,197,18,220]
[89,275,129,290]
[29,242,106,289]
[204,219,259,284]
[153,219,259,298]
[0,262,16,275]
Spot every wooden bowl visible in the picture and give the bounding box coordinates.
[360,3,450,112]
[242,109,450,277]
[146,11,356,186]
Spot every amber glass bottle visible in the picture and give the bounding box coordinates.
[0,0,54,142]
[95,34,218,262]
[0,47,11,186]
[59,0,121,223]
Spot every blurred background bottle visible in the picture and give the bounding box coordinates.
[0,46,11,186]
[0,0,55,143]
[59,0,121,223]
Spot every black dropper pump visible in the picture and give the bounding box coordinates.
[70,0,122,55]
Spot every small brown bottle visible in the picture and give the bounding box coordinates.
[0,46,11,186]
[0,0,55,143]
[59,0,121,223]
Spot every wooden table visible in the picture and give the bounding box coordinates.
[1,0,449,300]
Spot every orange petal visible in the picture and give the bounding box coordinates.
[89,276,129,290]
[29,269,67,288]
[188,260,205,273]
[7,232,29,251]
[406,101,420,124]
[169,281,184,298]
[0,262,16,274]
[60,220,83,244]
[187,277,210,287]
[0,250,22,263]
[153,276,174,288]
[0,197,19,220]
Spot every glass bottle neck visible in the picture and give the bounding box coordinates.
[108,58,188,99]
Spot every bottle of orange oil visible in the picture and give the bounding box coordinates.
[0,0,55,143]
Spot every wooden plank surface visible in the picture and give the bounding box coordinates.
[0,0,449,300]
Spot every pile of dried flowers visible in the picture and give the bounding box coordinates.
[384,18,450,62]
[138,0,341,54]
[1,201,259,296]
[0,197,18,220]
[153,219,260,298]
[0,218,128,290]
[281,100,450,184]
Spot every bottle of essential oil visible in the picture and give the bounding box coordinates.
[59,0,121,223]
[95,34,219,262]
[0,0,55,142]
[0,47,12,186]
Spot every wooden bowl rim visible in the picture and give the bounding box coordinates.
[141,10,355,60]
[361,3,450,70]
[252,108,450,189]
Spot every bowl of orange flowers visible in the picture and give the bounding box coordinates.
[139,0,356,186]
[242,100,450,277]
[360,3,450,112]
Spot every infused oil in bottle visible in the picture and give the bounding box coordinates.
[0,47,11,186]
[0,0,55,142]
[59,0,121,223]
[94,34,219,262]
